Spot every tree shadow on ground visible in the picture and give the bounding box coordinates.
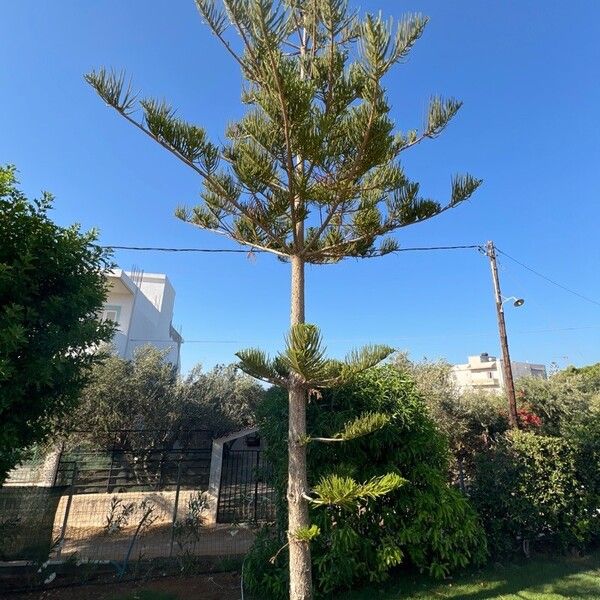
[452,555,600,600]
[347,552,600,599]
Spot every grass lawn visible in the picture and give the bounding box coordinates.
[343,551,600,599]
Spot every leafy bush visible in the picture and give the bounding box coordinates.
[392,354,509,484]
[516,376,591,436]
[246,366,487,598]
[471,430,595,556]
[565,399,600,541]
[0,165,113,482]
[64,347,265,450]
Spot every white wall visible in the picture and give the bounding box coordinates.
[104,271,182,368]
[451,354,546,394]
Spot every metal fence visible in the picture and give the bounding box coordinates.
[217,450,276,524]
[1,448,275,567]
[54,449,212,493]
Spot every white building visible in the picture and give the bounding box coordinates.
[451,353,547,394]
[102,269,183,368]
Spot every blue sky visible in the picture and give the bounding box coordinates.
[2,1,599,374]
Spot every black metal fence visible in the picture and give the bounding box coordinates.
[1,446,276,566]
[1,470,251,565]
[217,450,276,524]
[54,449,212,494]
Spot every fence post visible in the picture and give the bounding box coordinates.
[158,450,166,491]
[56,464,77,559]
[169,460,182,558]
[52,443,64,488]
[253,451,260,521]
[106,443,116,493]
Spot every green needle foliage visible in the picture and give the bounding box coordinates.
[311,472,405,510]
[85,4,479,262]
[236,323,393,388]
[85,2,479,597]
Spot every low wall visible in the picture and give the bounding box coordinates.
[53,490,203,532]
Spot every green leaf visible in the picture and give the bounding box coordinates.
[293,524,321,542]
[311,472,405,510]
[328,411,391,441]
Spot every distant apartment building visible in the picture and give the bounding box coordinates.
[451,353,547,394]
[102,269,182,368]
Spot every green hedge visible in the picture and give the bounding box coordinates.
[245,366,487,598]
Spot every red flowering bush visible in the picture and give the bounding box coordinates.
[517,406,542,429]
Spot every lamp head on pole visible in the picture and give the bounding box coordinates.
[502,295,525,308]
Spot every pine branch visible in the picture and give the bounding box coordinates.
[86,68,293,256]
[310,472,405,510]
[425,96,463,138]
[281,324,330,384]
[236,347,288,386]
[340,342,393,370]
[310,411,390,443]
[84,68,138,115]
[195,0,248,70]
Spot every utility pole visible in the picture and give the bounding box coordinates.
[485,241,520,429]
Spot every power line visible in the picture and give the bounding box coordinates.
[104,246,252,253]
[496,247,600,308]
[101,243,482,253]
[102,241,600,308]
[129,325,600,345]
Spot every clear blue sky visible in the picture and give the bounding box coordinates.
[2,1,599,374]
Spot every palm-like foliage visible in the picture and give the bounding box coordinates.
[86,1,479,264]
[86,2,479,597]
[236,324,393,388]
[311,473,406,510]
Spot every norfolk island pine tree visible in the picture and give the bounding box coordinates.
[85,2,480,598]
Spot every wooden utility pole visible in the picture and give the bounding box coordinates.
[486,241,520,429]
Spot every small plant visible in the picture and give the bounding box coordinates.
[0,516,21,559]
[174,491,209,554]
[105,497,158,577]
[105,496,136,534]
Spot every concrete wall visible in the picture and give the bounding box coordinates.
[104,270,181,368]
[452,353,547,394]
[53,490,203,532]
[4,447,62,487]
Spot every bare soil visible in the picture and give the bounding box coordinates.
[1,572,241,600]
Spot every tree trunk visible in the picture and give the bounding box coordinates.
[288,253,313,600]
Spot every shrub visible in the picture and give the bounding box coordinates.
[64,348,265,450]
[392,354,509,484]
[0,165,113,481]
[516,376,590,436]
[565,400,600,541]
[471,430,594,556]
[246,366,487,598]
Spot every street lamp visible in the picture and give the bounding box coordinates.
[485,241,524,429]
[503,296,525,308]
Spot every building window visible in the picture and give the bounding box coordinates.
[102,304,121,324]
